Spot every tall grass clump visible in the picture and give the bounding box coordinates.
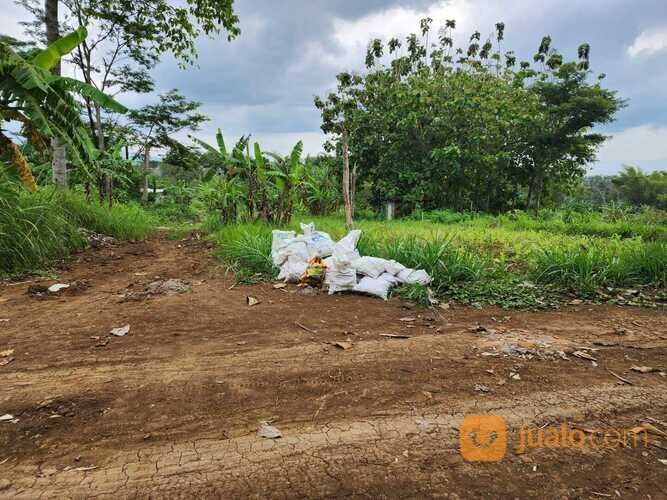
[531,240,667,291]
[372,236,492,293]
[0,187,85,276]
[1,187,156,277]
[213,224,275,279]
[61,192,156,240]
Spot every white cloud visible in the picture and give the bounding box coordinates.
[0,4,28,40]
[591,125,667,175]
[627,27,667,57]
[292,0,475,73]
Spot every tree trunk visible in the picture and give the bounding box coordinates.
[51,138,67,187]
[351,163,357,217]
[105,175,113,208]
[94,105,113,206]
[46,0,67,188]
[95,105,105,151]
[341,128,353,227]
[142,146,150,203]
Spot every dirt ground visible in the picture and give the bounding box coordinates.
[1,235,666,499]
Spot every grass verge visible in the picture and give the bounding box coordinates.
[1,188,156,277]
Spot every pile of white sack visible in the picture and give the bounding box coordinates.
[271,223,431,300]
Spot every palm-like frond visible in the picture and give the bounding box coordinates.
[0,31,121,189]
[32,27,88,70]
[54,77,127,113]
[215,128,227,156]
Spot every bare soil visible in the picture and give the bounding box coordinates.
[1,236,666,499]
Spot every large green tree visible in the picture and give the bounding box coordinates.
[315,19,623,215]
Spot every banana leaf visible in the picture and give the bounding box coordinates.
[54,77,127,113]
[215,128,227,156]
[32,27,88,71]
[192,137,223,156]
[254,142,266,182]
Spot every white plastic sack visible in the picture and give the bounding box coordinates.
[353,256,406,278]
[326,261,357,294]
[271,230,296,266]
[353,273,399,300]
[300,222,315,236]
[303,231,334,258]
[352,256,386,278]
[277,257,308,283]
[396,268,432,285]
[331,230,362,265]
[385,259,407,276]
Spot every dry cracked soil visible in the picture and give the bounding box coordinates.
[1,235,666,499]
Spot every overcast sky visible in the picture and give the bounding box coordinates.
[3,0,667,175]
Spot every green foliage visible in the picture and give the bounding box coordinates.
[192,129,309,225]
[61,192,156,240]
[32,26,88,70]
[299,155,341,215]
[612,166,667,209]
[130,90,209,154]
[0,176,155,276]
[0,28,126,188]
[212,224,275,281]
[0,179,85,275]
[315,19,622,215]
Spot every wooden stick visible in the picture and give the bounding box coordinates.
[607,368,633,385]
[296,322,317,334]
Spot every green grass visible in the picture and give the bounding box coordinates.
[419,208,667,241]
[212,223,274,281]
[62,193,156,240]
[1,188,156,277]
[208,213,666,307]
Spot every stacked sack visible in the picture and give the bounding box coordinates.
[271,224,432,300]
[271,223,335,282]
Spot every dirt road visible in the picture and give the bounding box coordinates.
[1,236,666,498]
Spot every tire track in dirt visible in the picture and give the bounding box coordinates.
[2,384,665,498]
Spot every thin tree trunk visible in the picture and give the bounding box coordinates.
[95,105,105,151]
[341,128,353,227]
[142,146,150,203]
[105,175,113,208]
[351,163,357,217]
[46,0,67,188]
[94,105,113,206]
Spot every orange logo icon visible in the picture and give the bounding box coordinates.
[460,415,507,462]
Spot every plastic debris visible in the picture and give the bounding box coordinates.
[110,324,130,337]
[300,256,328,288]
[257,421,283,439]
[353,273,398,300]
[48,283,70,293]
[0,414,15,422]
[246,296,261,307]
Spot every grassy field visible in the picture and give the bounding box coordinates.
[211,212,667,308]
[0,189,156,277]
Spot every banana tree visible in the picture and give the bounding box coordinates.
[194,130,263,218]
[0,27,126,192]
[265,141,304,224]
